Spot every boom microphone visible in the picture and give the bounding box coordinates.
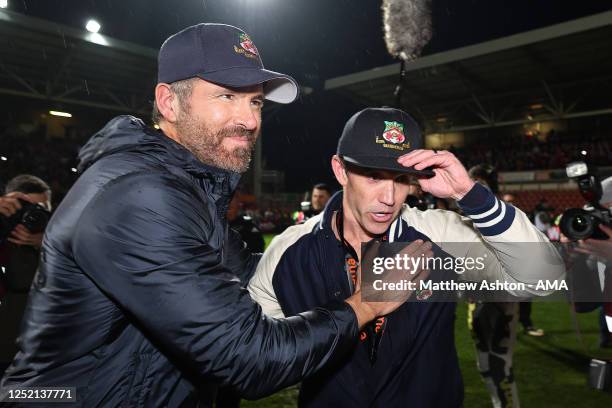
[382,0,433,61]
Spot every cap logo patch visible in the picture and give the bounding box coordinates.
[234,33,259,59]
[376,121,411,151]
[382,121,405,144]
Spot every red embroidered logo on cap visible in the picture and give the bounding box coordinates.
[376,120,412,151]
[382,121,406,144]
[234,33,259,59]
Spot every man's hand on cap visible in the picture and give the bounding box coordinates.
[397,149,475,200]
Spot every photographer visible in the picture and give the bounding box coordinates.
[0,175,51,375]
[571,176,612,347]
[405,179,442,210]
[574,176,612,262]
[294,183,333,224]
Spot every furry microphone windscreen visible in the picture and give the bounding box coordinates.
[382,0,433,60]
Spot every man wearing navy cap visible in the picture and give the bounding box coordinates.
[249,107,564,407]
[0,25,410,407]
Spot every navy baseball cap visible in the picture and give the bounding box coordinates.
[337,107,435,177]
[158,23,298,104]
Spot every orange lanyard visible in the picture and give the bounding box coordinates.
[337,208,388,364]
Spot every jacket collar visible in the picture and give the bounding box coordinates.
[318,190,343,232]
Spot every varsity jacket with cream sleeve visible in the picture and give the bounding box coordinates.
[248,183,564,408]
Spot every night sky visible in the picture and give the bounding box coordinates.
[8,0,612,191]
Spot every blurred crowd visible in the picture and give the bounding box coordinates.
[0,125,610,226]
[0,126,80,207]
[452,130,611,172]
[240,207,295,234]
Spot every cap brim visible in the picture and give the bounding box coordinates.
[198,67,299,104]
[342,155,435,177]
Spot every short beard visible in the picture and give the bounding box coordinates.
[175,111,258,173]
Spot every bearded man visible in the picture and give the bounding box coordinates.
[0,24,407,407]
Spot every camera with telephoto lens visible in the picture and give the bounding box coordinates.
[0,199,51,242]
[559,161,611,240]
[406,193,436,211]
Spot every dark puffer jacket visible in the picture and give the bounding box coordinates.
[0,116,357,407]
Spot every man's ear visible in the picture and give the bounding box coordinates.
[331,155,348,187]
[155,83,179,123]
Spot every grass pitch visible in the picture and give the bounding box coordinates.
[243,302,612,407]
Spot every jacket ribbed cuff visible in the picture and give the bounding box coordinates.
[458,183,516,236]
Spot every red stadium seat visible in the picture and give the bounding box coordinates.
[504,190,585,213]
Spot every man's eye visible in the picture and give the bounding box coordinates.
[219,94,234,100]
[397,175,412,184]
[252,99,264,108]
